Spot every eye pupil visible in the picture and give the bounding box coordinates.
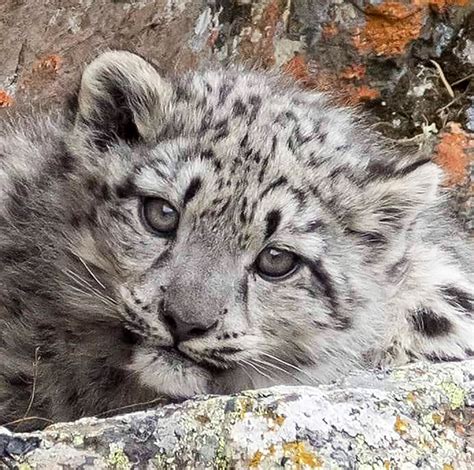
[256,247,298,279]
[143,197,179,235]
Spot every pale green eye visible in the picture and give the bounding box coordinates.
[142,198,179,235]
[256,247,298,279]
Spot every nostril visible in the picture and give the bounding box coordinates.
[189,326,208,337]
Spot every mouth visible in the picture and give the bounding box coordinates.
[160,346,230,374]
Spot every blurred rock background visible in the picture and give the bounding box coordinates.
[1,0,472,230]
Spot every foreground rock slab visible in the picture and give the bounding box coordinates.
[0,361,472,469]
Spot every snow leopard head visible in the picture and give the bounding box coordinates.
[30,51,443,397]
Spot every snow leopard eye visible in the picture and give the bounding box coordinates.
[142,198,179,235]
[256,248,298,279]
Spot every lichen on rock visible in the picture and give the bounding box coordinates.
[0,360,472,469]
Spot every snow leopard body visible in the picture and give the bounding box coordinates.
[0,51,472,429]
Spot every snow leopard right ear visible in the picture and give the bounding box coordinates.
[75,51,172,148]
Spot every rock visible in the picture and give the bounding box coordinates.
[1,360,472,469]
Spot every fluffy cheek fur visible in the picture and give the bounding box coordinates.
[129,349,212,398]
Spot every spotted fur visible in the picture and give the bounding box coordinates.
[0,51,472,430]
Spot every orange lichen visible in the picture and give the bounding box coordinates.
[283,53,311,84]
[394,415,409,434]
[350,85,380,102]
[249,450,264,468]
[33,54,62,73]
[239,0,283,67]
[283,55,380,104]
[414,0,469,8]
[282,442,323,469]
[435,123,471,186]
[0,90,14,107]
[340,64,366,80]
[354,2,424,56]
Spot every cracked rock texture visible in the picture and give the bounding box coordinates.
[0,360,473,469]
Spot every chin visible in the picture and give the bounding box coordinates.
[129,348,214,399]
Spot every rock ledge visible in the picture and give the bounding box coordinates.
[1,360,473,469]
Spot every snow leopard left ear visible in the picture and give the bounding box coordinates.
[76,50,172,147]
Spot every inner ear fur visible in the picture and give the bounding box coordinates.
[344,160,442,243]
[76,50,172,147]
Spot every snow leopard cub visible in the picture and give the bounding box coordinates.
[0,51,472,429]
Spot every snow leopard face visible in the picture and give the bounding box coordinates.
[60,51,443,397]
[1,52,472,426]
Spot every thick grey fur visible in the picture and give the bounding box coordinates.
[0,51,472,430]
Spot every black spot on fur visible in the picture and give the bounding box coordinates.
[232,99,247,117]
[183,178,202,206]
[346,229,387,247]
[260,176,288,198]
[306,259,340,314]
[304,220,323,232]
[441,286,473,313]
[248,95,262,121]
[264,210,281,240]
[115,177,136,198]
[394,158,431,177]
[218,84,232,106]
[201,148,215,160]
[411,307,452,337]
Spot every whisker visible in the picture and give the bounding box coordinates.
[259,351,317,384]
[240,359,274,382]
[252,357,304,384]
[63,268,117,306]
[77,256,107,290]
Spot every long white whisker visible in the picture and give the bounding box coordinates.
[240,359,274,382]
[77,256,107,290]
[259,351,317,384]
[64,268,117,305]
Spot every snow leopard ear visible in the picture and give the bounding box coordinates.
[76,50,172,147]
[346,159,442,245]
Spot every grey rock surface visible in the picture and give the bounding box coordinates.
[1,360,472,469]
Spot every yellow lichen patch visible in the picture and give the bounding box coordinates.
[443,464,454,470]
[432,412,443,425]
[0,90,14,107]
[273,414,285,426]
[440,381,466,410]
[250,450,264,468]
[406,391,416,403]
[394,415,409,434]
[354,2,424,56]
[107,445,131,470]
[435,123,471,187]
[384,461,391,470]
[282,441,323,469]
[236,397,255,419]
